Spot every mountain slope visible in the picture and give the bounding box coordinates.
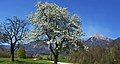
[83,34,113,47]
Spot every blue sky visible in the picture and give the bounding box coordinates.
[0,0,120,39]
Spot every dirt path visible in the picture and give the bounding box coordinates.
[50,61,73,64]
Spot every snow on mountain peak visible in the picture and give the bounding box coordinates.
[92,34,108,40]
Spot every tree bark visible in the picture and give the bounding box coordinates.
[54,54,58,64]
[11,43,14,62]
[46,33,59,64]
[50,53,53,61]
[49,43,59,64]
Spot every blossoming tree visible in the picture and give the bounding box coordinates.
[29,2,83,64]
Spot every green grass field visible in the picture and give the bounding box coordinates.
[0,58,52,64]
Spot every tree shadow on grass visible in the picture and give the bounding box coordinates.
[0,61,4,63]
[16,60,49,64]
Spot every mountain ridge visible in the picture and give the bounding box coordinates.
[83,34,113,47]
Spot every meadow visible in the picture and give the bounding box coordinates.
[0,58,52,64]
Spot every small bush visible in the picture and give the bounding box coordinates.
[17,45,26,59]
[58,55,68,62]
[38,55,43,60]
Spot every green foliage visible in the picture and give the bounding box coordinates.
[37,55,50,60]
[17,45,26,59]
[58,55,68,62]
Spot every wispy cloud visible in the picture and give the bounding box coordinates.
[83,24,112,38]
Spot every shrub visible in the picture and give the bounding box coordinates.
[38,55,43,60]
[68,46,120,64]
[17,45,26,59]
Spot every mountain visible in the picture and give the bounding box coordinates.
[109,37,120,47]
[0,43,50,57]
[83,34,113,47]
[114,37,120,42]
[25,43,50,57]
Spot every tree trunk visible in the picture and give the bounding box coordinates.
[49,43,59,64]
[54,54,58,64]
[50,53,53,61]
[11,43,14,62]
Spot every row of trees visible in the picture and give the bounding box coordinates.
[0,2,83,64]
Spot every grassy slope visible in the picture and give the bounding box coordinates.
[0,58,52,64]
